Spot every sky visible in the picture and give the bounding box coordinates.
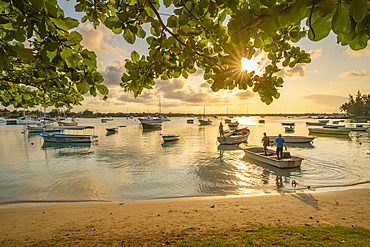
[10,1,370,114]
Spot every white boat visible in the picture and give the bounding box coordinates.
[346,124,368,131]
[159,116,171,121]
[27,125,63,133]
[101,118,113,123]
[162,135,180,141]
[199,119,212,125]
[138,116,162,124]
[40,126,98,143]
[243,147,303,168]
[228,121,239,128]
[58,120,78,126]
[141,122,162,129]
[217,127,250,145]
[268,136,315,143]
[308,127,351,135]
[16,116,38,125]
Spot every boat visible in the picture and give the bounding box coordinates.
[106,127,118,133]
[282,122,295,126]
[224,119,232,123]
[159,116,171,121]
[284,126,295,132]
[268,136,315,143]
[258,119,265,123]
[6,119,17,125]
[187,119,194,124]
[217,127,250,145]
[199,106,212,125]
[58,120,78,126]
[141,122,162,129]
[40,126,98,143]
[242,147,303,168]
[162,135,180,141]
[308,127,351,135]
[16,116,38,125]
[138,116,162,129]
[323,124,346,128]
[346,124,368,131]
[0,117,5,123]
[228,121,239,128]
[306,122,326,126]
[26,125,63,133]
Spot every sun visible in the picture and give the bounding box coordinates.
[241,57,259,72]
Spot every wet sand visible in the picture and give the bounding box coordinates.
[1,187,370,246]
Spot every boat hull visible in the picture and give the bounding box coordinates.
[40,133,98,143]
[58,121,78,126]
[27,125,63,133]
[162,135,180,141]
[243,147,303,168]
[308,128,351,135]
[268,136,315,143]
[218,132,250,145]
[141,122,162,129]
[199,119,212,125]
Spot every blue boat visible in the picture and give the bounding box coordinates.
[40,126,98,143]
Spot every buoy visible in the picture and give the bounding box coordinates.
[359,142,362,145]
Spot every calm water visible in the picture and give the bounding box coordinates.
[1,116,370,204]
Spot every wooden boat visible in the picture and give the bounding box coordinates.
[282,122,295,126]
[243,147,303,168]
[308,127,351,135]
[268,136,315,143]
[187,119,194,124]
[228,121,239,128]
[199,119,212,125]
[40,126,98,143]
[162,135,180,141]
[217,127,250,145]
[106,127,118,133]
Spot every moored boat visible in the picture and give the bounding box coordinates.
[199,119,212,125]
[228,121,239,128]
[308,127,351,135]
[162,135,180,141]
[58,120,78,126]
[27,125,63,133]
[40,126,98,143]
[306,122,326,126]
[225,119,232,123]
[187,119,194,124]
[268,136,315,143]
[217,127,250,145]
[242,147,303,168]
[282,122,295,126]
[106,127,118,133]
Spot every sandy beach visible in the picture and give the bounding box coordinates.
[1,186,370,246]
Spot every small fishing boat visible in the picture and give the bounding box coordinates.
[268,136,315,143]
[242,147,303,168]
[225,119,232,123]
[346,124,368,131]
[199,119,212,125]
[162,135,180,141]
[187,119,194,124]
[40,126,98,143]
[141,122,162,129]
[217,127,250,145]
[0,117,6,123]
[58,120,78,126]
[138,116,162,129]
[259,119,265,123]
[16,116,38,125]
[306,122,326,126]
[228,121,239,128]
[308,127,351,135]
[106,127,118,133]
[282,122,295,126]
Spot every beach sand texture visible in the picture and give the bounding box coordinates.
[1,187,370,246]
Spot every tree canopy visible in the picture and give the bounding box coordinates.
[1,0,369,109]
[340,90,370,116]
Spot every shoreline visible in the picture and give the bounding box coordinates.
[1,185,370,246]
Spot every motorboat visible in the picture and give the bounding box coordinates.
[306,122,326,126]
[162,135,180,141]
[228,121,239,128]
[268,136,315,143]
[217,127,250,145]
[58,120,78,126]
[225,119,232,123]
[242,147,303,168]
[159,116,171,121]
[40,126,98,143]
[346,124,368,131]
[282,122,295,126]
[138,116,163,129]
[0,118,6,123]
[187,119,194,124]
[308,127,351,135]
[16,116,38,125]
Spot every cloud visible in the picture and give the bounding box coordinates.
[78,23,129,55]
[343,40,370,57]
[99,56,127,87]
[234,90,255,100]
[309,49,323,59]
[339,70,370,78]
[302,94,347,106]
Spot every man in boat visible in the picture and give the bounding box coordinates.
[261,132,270,156]
[271,134,287,160]
[219,122,224,136]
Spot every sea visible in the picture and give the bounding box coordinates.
[1,116,370,204]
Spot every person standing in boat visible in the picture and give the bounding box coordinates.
[219,122,224,136]
[271,134,287,160]
[261,132,270,156]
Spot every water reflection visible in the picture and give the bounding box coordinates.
[286,142,314,148]
[309,133,352,140]
[161,140,179,147]
[42,142,95,158]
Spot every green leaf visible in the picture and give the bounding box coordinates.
[332,3,351,35]
[163,0,172,8]
[167,15,179,30]
[65,31,83,46]
[77,80,90,94]
[123,28,136,44]
[307,9,333,41]
[10,45,35,61]
[131,51,140,63]
[349,0,368,22]
[349,31,368,50]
